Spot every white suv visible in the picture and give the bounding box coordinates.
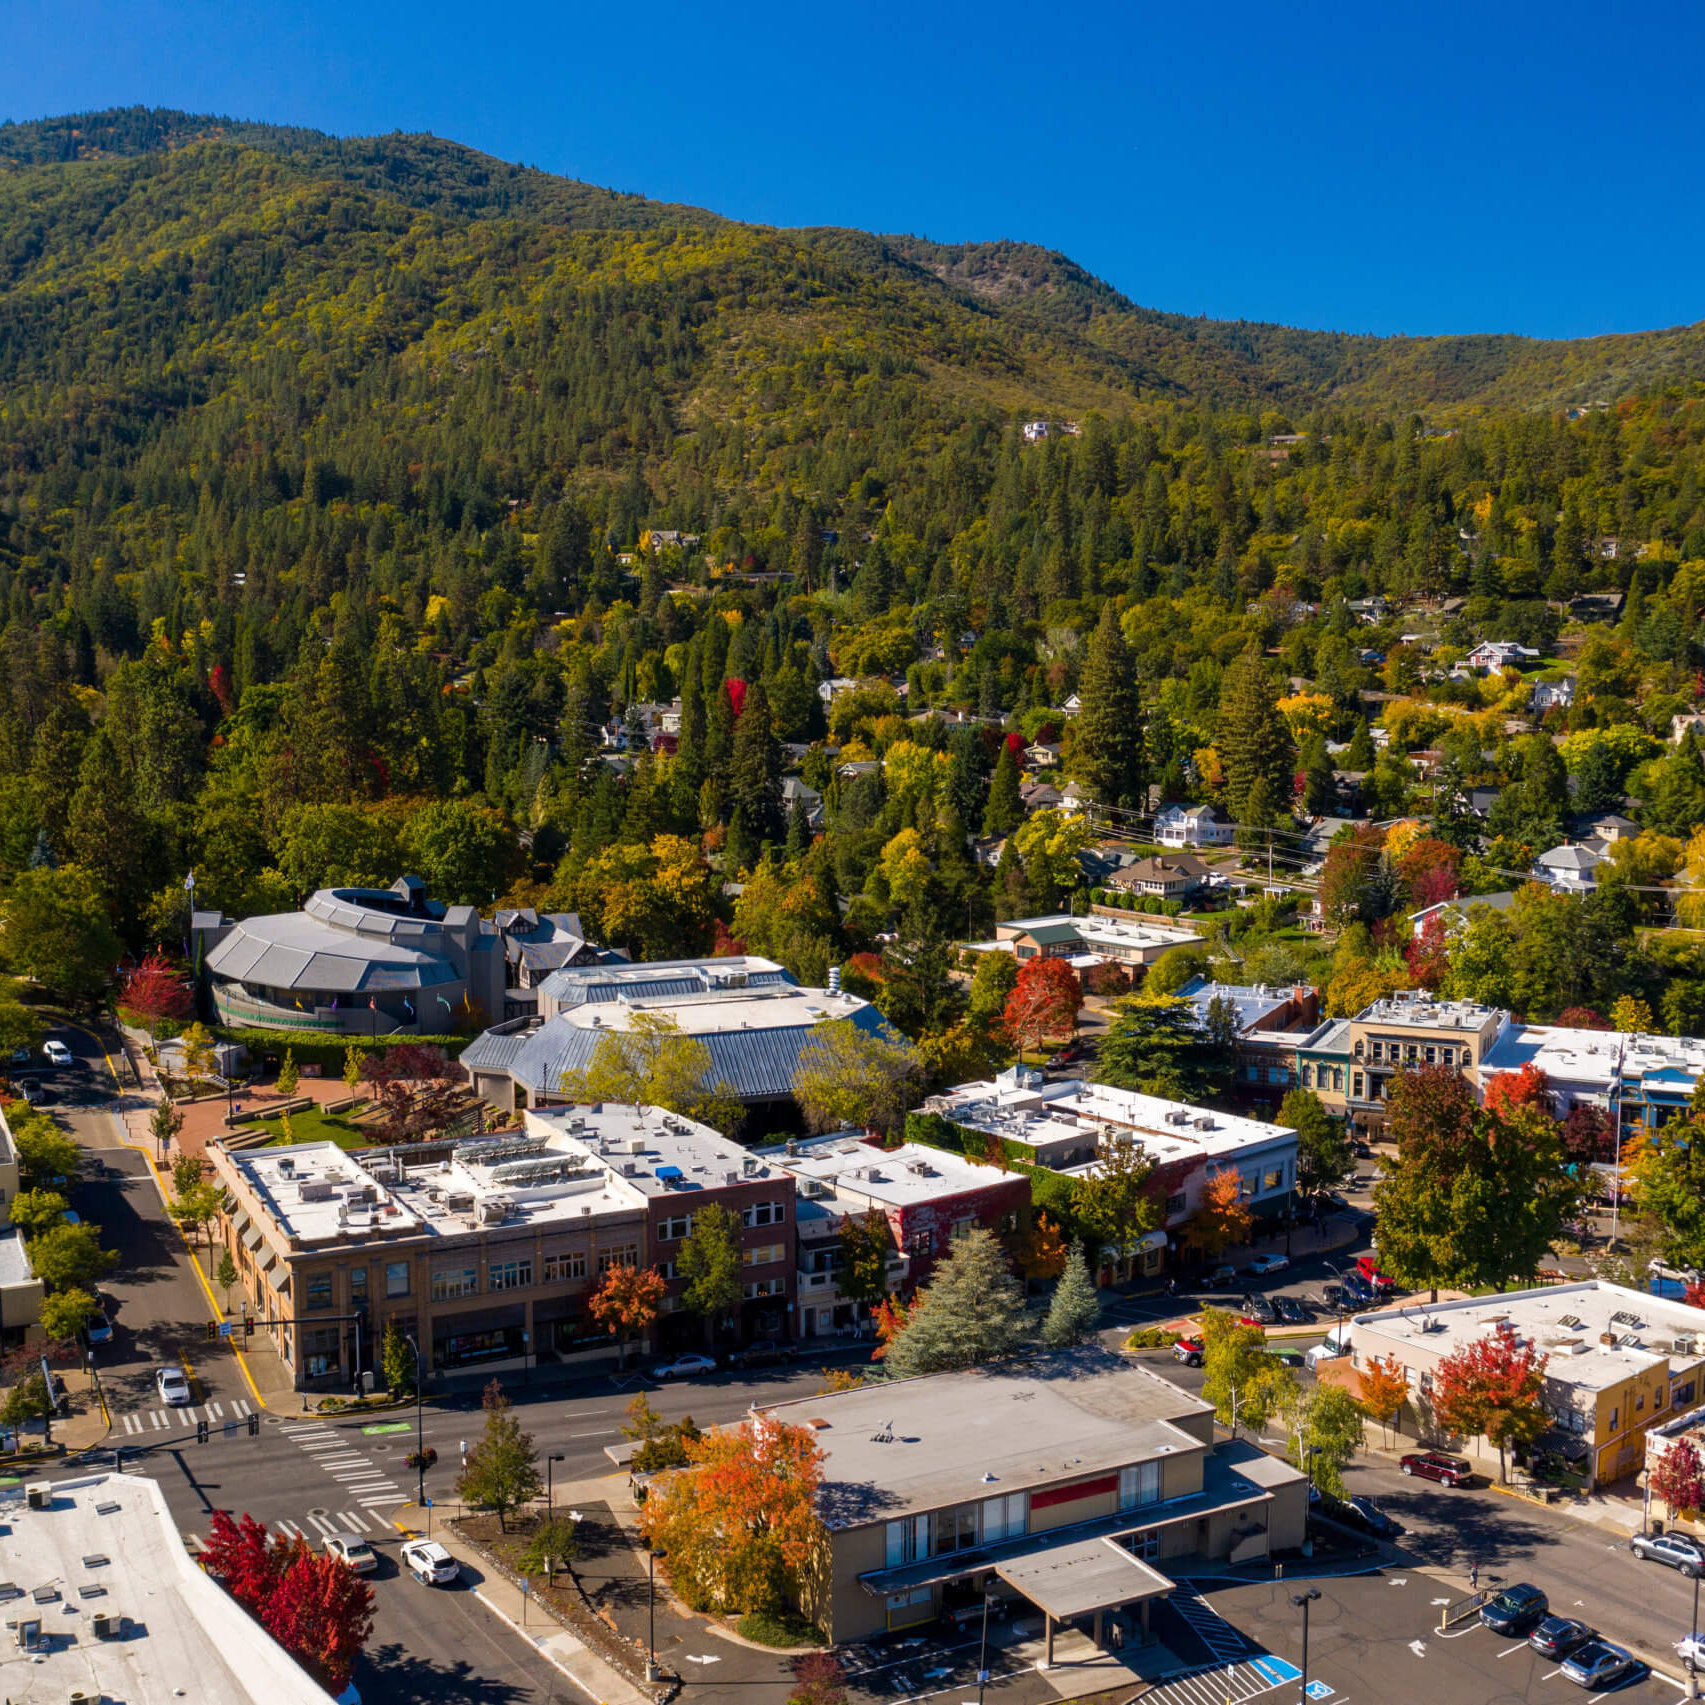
[401,1539,459,1585]
[42,1040,73,1068]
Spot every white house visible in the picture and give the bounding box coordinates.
[1156,803,1235,848]
[817,676,859,704]
[1022,420,1052,442]
[1533,842,1605,893]
[1060,693,1083,716]
[1531,677,1576,714]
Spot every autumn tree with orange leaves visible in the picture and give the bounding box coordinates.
[1430,1323,1548,1482]
[1185,1168,1252,1259]
[1002,957,1082,1061]
[1358,1353,1410,1444]
[638,1418,826,1616]
[588,1261,667,1369]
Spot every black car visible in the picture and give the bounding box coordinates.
[1480,1583,1549,1635]
[729,1340,797,1370]
[1241,1292,1278,1325]
[1529,1617,1595,1660]
[1274,1295,1310,1325]
[1342,1495,1399,1538]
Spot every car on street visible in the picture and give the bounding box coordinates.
[401,1538,459,1585]
[1399,1450,1473,1486]
[155,1365,192,1406]
[729,1339,796,1370]
[1339,1274,1379,1309]
[1202,1265,1238,1290]
[1338,1495,1400,1538]
[1274,1294,1310,1324]
[42,1040,73,1068]
[1240,1292,1277,1324]
[1480,1583,1549,1635]
[1630,1529,1705,1575]
[1529,1617,1595,1660]
[85,1298,113,1347]
[651,1353,717,1381]
[1353,1255,1398,1292]
[1052,1041,1090,1064]
[1172,1337,1203,1367]
[18,1080,44,1105]
[1351,1140,1373,1158]
[1244,1253,1289,1278]
[323,1534,378,1574]
[1676,1632,1705,1673]
[1559,1639,1636,1690]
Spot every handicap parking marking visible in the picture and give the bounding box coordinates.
[1305,1684,1334,1701]
[1251,1656,1302,1684]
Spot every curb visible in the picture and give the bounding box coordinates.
[470,1588,608,1705]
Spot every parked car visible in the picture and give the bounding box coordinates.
[1529,1617,1595,1660]
[18,1080,43,1106]
[1480,1583,1549,1635]
[1340,1495,1400,1538]
[1351,1140,1373,1158]
[1202,1265,1238,1290]
[730,1340,796,1370]
[1559,1640,1636,1690]
[1172,1337,1204,1367]
[155,1365,192,1407]
[42,1040,73,1068]
[1353,1256,1397,1292]
[651,1353,717,1382]
[1244,1253,1289,1278]
[7,1046,27,1067]
[1274,1295,1310,1325]
[1630,1530,1705,1576]
[401,1539,459,1585]
[323,1534,378,1574]
[1676,1631,1705,1673]
[1399,1451,1473,1487]
[1240,1292,1277,1325]
[1339,1275,1379,1309]
[85,1298,113,1347]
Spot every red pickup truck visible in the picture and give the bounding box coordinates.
[1354,1255,1397,1292]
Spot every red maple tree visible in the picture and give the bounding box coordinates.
[1429,1323,1549,1482]
[1559,1102,1614,1167]
[1484,1063,1552,1119]
[121,953,194,1024]
[201,1509,279,1614]
[1403,914,1451,991]
[587,1262,666,1368]
[359,1043,459,1143]
[1397,836,1462,907]
[260,1542,375,1691]
[1556,1006,1611,1029]
[1002,957,1082,1060]
[1651,1436,1705,1520]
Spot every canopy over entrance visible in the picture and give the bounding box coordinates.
[995,1537,1172,1621]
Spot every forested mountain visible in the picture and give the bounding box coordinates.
[2,105,1705,1057]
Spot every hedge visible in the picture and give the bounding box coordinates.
[214,1029,469,1071]
[904,1111,1084,1238]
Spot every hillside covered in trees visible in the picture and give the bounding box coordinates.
[2,106,1705,1056]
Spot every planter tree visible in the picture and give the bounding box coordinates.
[455,1380,542,1531]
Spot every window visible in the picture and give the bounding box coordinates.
[1299,1064,1312,1088]
[744,1277,785,1299]
[385,1261,410,1298]
[1370,1041,1383,1062]
[1405,1044,1417,1063]
[909,1229,933,1257]
[743,1201,786,1229]
[1353,1039,1364,1059]
[742,1243,785,1267]
[950,1217,975,1241]
[306,1273,333,1311]
[1332,1067,1344,1092]
[981,1493,1026,1543]
[1261,1167,1285,1192]
[1676,1381,1698,1409]
[658,1215,693,1242]
[431,1267,478,1301]
[303,1326,340,1379]
[1120,1460,1162,1508]
[886,1516,930,1566]
[1164,1192,1187,1218]
[598,1245,638,1274]
[998,1210,1020,1234]
[1015,945,1034,960]
[489,1258,533,1292]
[1126,1528,1161,1561]
[349,1267,367,1304]
[932,1504,980,1554]
[1352,1073,1364,1098]
[1609,1407,1619,1432]
[543,1250,587,1282]
[1439,1047,1453,1067]
[1423,1047,1435,1065]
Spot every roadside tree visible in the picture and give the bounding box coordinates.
[1429,1324,1548,1483]
[587,1262,666,1369]
[677,1202,743,1342]
[1284,1383,1364,1499]
[1277,1087,1351,1203]
[1069,1133,1161,1263]
[1002,957,1082,1061]
[880,1228,1027,1380]
[1040,1243,1100,1347]
[1184,1169,1252,1260]
[1199,1307,1293,1434]
[1358,1353,1410,1444]
[1651,1437,1705,1522]
[455,1379,542,1531]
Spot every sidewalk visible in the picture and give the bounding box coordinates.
[397,1498,657,1705]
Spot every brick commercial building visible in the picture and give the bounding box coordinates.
[764,1346,1306,1645]
[207,1102,794,1390]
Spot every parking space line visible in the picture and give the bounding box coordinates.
[1498,1642,1529,1657]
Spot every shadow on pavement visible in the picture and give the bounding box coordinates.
[359,1641,537,1704]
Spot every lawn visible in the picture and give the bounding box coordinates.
[241,1101,374,1150]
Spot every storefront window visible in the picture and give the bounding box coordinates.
[431,1267,478,1301]
[385,1261,410,1298]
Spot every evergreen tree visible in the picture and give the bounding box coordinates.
[784,795,812,858]
[726,680,783,871]
[1216,651,1294,824]
[983,743,1024,836]
[1074,602,1146,810]
[1041,1243,1102,1347]
[881,1228,1028,1379]
[1343,719,1376,771]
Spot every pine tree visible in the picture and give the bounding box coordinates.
[1343,719,1376,772]
[1041,1243,1102,1347]
[726,680,783,871]
[1217,650,1294,824]
[983,743,1024,836]
[881,1228,1028,1379]
[1074,601,1146,810]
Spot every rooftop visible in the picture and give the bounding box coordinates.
[1357,1281,1705,1393]
[0,1227,33,1288]
[756,1347,1215,1525]
[0,1106,13,1168]
[758,1134,1019,1208]
[1620,1032,1705,1087]
[0,1472,329,1705]
[1480,1024,1624,1092]
[1175,977,1311,1035]
[1352,992,1504,1033]
[536,955,792,1007]
[522,1104,786,1198]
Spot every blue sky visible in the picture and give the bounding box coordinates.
[6,0,1702,338]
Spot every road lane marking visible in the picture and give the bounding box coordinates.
[339,1512,371,1531]
[208,1402,224,1420]
[151,1412,167,1430]
[571,1428,618,1438]
[178,1408,197,1428]
[122,1414,142,1435]
[233,1399,251,1417]
[309,1515,339,1536]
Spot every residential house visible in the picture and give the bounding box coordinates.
[817,677,859,705]
[1407,890,1517,935]
[1060,693,1083,716]
[1672,713,1705,744]
[781,774,825,830]
[1461,639,1541,672]
[1111,856,1210,902]
[776,1346,1306,1644]
[1568,592,1625,623]
[1019,779,1065,813]
[1533,842,1605,893]
[1024,741,1062,770]
[1022,420,1052,442]
[1572,812,1636,843]
[1155,804,1234,849]
[1347,1281,1705,1487]
[974,914,1199,970]
[1531,677,1577,715]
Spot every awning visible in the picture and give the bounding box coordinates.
[264,1262,290,1292]
[241,1226,263,1253]
[995,1538,1173,1619]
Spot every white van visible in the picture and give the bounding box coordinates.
[1305,1326,1352,1369]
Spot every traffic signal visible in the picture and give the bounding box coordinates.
[196,1418,208,1444]
[243,1317,254,1339]
[205,1321,217,1342]
[247,1412,260,1436]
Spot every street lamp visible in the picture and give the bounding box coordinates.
[405,1330,426,1506]
[546,1452,565,1518]
[1291,1589,1320,1705]
[976,1589,999,1705]
[646,1546,667,1683]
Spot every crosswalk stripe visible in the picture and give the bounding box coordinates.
[309,1515,339,1537]
[178,1407,198,1428]
[274,1520,303,1541]
[151,1411,167,1430]
[358,1494,403,1507]
[318,1452,367,1464]
[281,1425,335,1438]
[339,1512,371,1531]
[233,1400,252,1418]
[122,1413,142,1435]
[209,1401,225,1421]
[184,1532,205,1553]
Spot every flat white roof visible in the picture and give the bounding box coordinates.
[1354,993,1503,1032]
[0,1473,329,1705]
[761,1134,1014,1207]
[557,984,871,1037]
[927,1077,1294,1168]
[1480,1024,1624,1093]
[523,1103,788,1199]
[1357,1281,1705,1393]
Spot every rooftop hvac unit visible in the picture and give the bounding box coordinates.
[298,1179,333,1202]
[742,1156,758,1177]
[14,1618,40,1649]
[1165,1110,1189,1126]
[624,1136,646,1155]
[1194,1116,1215,1131]
[725,1170,739,1187]
[445,1192,475,1213]
[1674,1333,1700,1355]
[277,1157,295,1177]
[785,1139,800,1157]
[569,1117,585,1132]
[25,1483,50,1510]
[90,1611,117,1640]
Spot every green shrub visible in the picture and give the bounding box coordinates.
[1125,1327,1182,1349]
[214,1029,467,1071]
[736,1608,826,1648]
